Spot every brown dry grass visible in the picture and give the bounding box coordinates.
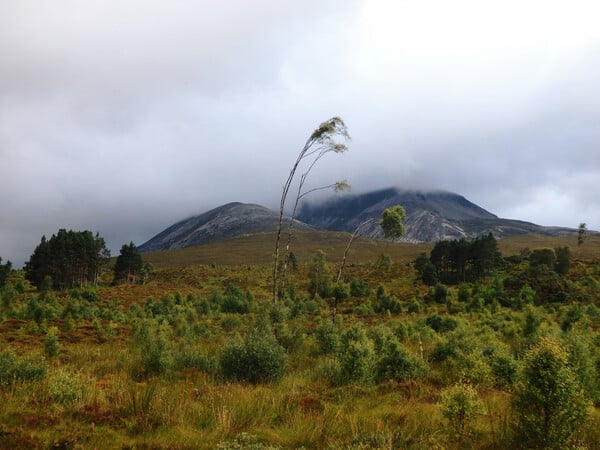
[142,230,600,269]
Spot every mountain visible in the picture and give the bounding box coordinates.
[138,202,312,252]
[139,189,579,253]
[297,188,577,242]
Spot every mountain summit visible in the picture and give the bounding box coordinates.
[138,202,311,252]
[297,188,576,242]
[139,188,578,252]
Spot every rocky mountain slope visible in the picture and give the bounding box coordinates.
[297,188,577,242]
[139,188,578,252]
[138,202,312,252]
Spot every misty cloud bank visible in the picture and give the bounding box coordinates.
[1,1,599,266]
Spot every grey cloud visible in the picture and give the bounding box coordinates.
[1,1,599,267]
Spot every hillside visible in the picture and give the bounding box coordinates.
[139,188,580,253]
[138,202,312,252]
[297,188,578,241]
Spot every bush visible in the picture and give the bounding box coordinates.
[350,278,371,297]
[173,348,215,373]
[433,283,448,303]
[220,325,286,384]
[338,323,376,384]
[490,354,519,389]
[131,320,172,378]
[0,350,48,388]
[438,382,484,440]
[314,320,340,355]
[375,294,403,315]
[376,338,427,383]
[48,368,86,406]
[425,314,458,333]
[512,337,589,449]
[220,284,252,314]
[43,326,60,358]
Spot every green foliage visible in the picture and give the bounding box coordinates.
[25,229,110,289]
[561,304,583,332]
[489,353,519,389]
[376,337,427,383]
[425,314,458,333]
[0,257,12,288]
[0,350,48,388]
[512,337,589,449]
[554,246,572,275]
[374,252,393,271]
[338,323,376,384]
[432,283,448,303]
[220,325,286,384]
[43,326,61,358]
[349,278,371,297]
[577,223,587,246]
[131,320,172,378]
[221,284,252,314]
[529,247,556,269]
[48,368,86,406]
[173,347,215,373]
[113,242,143,284]
[314,320,341,355]
[457,283,470,302]
[375,293,403,315]
[429,233,502,284]
[438,382,485,439]
[307,250,332,299]
[332,283,350,302]
[381,205,406,239]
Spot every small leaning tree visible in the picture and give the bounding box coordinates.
[331,205,406,321]
[273,117,350,301]
[336,205,406,283]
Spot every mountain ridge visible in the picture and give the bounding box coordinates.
[138,202,312,252]
[138,188,578,252]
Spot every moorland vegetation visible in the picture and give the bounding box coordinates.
[0,230,599,449]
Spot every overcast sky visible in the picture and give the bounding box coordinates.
[1,0,599,266]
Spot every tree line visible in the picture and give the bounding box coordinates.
[415,233,503,285]
[18,229,146,290]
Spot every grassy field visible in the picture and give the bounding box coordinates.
[0,231,599,448]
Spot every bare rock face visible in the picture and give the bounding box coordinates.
[138,202,311,252]
[297,188,577,242]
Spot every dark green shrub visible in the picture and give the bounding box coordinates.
[314,320,340,355]
[561,305,583,332]
[529,248,556,269]
[220,326,286,384]
[350,278,371,297]
[332,283,350,302]
[338,323,376,384]
[425,314,458,333]
[221,284,252,314]
[407,299,422,313]
[376,338,427,382]
[457,283,470,302]
[220,315,242,331]
[433,283,448,303]
[490,354,519,389]
[554,246,571,275]
[81,288,100,303]
[43,326,60,358]
[131,321,172,378]
[375,294,403,315]
[512,337,589,449]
